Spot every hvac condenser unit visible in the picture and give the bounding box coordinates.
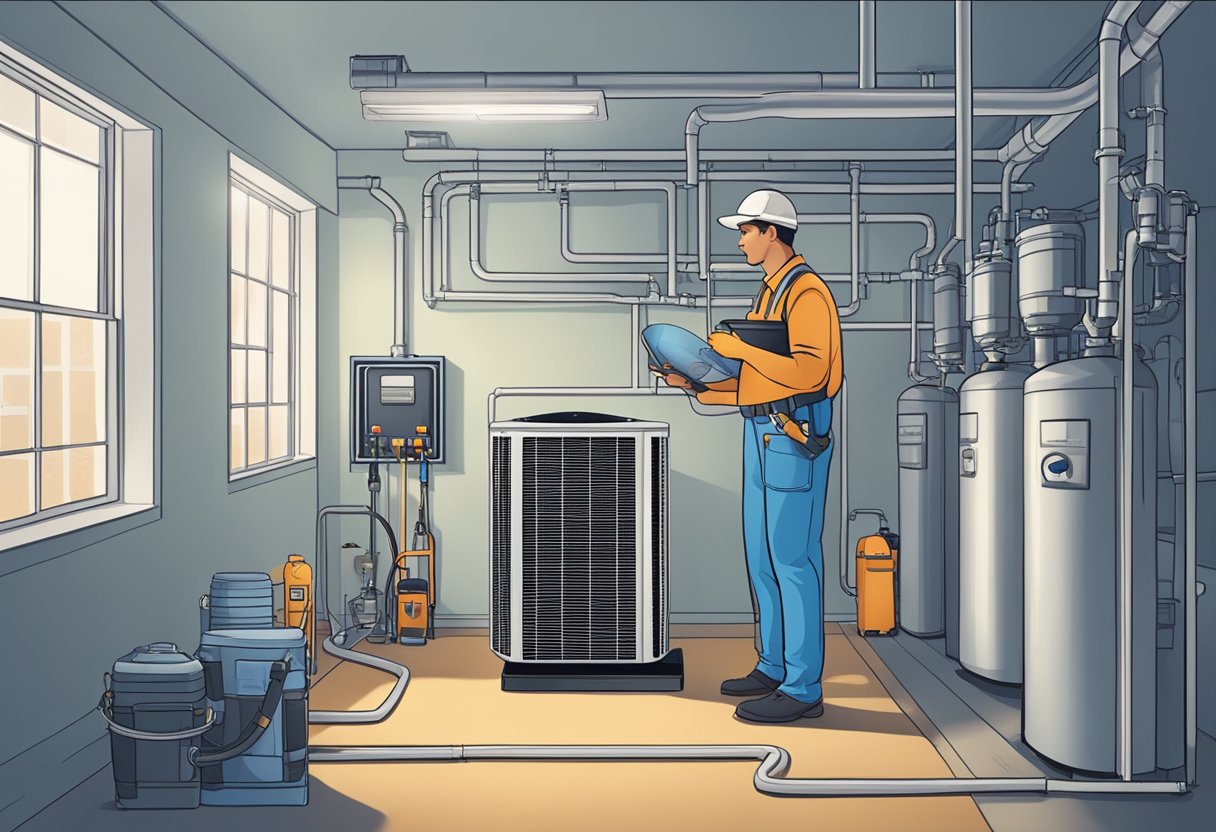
[489,412,670,664]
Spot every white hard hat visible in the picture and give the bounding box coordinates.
[717,189,798,231]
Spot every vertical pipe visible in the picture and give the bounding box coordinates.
[667,180,678,297]
[1095,3,1139,342]
[840,163,863,317]
[700,180,712,336]
[1119,223,1135,782]
[631,302,641,388]
[838,377,852,597]
[859,0,877,89]
[956,0,975,374]
[1183,211,1197,785]
[1141,45,1165,190]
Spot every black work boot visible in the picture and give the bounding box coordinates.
[734,691,824,723]
[720,669,781,697]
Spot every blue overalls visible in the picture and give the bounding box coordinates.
[742,398,833,704]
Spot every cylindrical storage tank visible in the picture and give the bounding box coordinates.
[970,252,1015,351]
[1023,356,1158,774]
[205,573,274,631]
[1015,220,1085,337]
[958,363,1034,683]
[897,384,959,645]
[931,262,965,368]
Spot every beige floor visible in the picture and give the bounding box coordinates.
[304,627,991,832]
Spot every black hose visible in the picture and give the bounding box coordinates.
[190,656,291,767]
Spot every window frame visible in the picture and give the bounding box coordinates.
[0,54,121,533]
[226,154,316,484]
[0,38,156,559]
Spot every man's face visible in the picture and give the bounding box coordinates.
[736,223,774,266]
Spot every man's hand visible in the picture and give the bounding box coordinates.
[708,331,749,361]
[651,363,693,389]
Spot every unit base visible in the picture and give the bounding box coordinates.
[501,648,684,692]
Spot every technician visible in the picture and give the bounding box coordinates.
[663,189,843,723]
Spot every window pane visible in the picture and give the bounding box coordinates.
[270,208,290,289]
[272,291,289,403]
[230,408,245,471]
[269,405,288,460]
[0,74,36,139]
[41,445,105,509]
[247,405,266,467]
[230,348,246,405]
[230,187,247,275]
[0,309,35,453]
[230,274,246,345]
[0,130,34,301]
[247,280,266,347]
[39,98,101,164]
[248,350,266,404]
[40,147,99,311]
[0,452,35,522]
[248,197,269,281]
[42,314,106,447]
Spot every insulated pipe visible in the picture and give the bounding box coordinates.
[338,176,409,356]
[309,744,1187,797]
[859,1,876,89]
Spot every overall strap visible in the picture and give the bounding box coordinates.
[764,263,813,320]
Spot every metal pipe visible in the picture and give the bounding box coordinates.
[338,176,409,356]
[310,743,1186,796]
[467,185,654,284]
[844,163,863,317]
[1139,44,1165,189]
[559,184,696,267]
[700,180,712,337]
[404,148,991,164]
[1183,211,1197,786]
[1032,336,1055,368]
[1095,2,1140,350]
[360,69,948,96]
[995,1,1189,168]
[684,83,1117,184]
[957,0,975,375]
[838,377,853,596]
[704,174,1031,194]
[1119,208,1135,781]
[859,1,876,89]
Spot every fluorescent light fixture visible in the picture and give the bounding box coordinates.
[361,89,607,122]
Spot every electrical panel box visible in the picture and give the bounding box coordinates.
[350,356,445,464]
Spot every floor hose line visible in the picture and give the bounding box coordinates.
[305,643,1188,798]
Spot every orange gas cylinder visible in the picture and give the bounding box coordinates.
[283,554,313,656]
[852,511,900,637]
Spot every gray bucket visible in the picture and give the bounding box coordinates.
[104,643,208,809]
[203,572,274,632]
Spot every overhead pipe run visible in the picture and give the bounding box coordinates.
[995,2,1189,171]
[337,176,409,356]
[402,148,993,164]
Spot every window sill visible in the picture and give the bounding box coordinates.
[228,456,316,493]
[0,503,160,577]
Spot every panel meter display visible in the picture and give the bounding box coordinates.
[350,356,445,464]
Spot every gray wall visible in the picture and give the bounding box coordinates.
[326,153,957,629]
[0,2,335,826]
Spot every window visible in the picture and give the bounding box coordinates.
[0,61,116,529]
[227,155,315,480]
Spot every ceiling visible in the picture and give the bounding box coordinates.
[157,0,1111,153]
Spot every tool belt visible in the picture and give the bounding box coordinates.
[744,391,831,460]
[739,389,827,418]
